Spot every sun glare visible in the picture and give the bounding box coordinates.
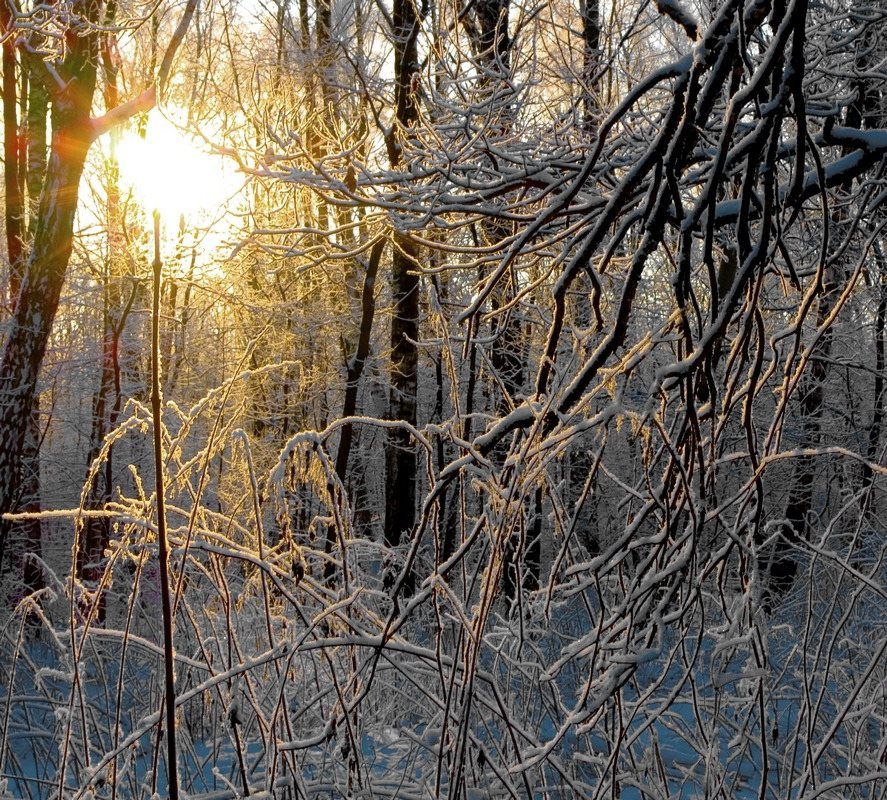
[116,113,240,227]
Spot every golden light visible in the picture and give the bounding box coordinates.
[116,112,241,226]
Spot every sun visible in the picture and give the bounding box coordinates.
[115,112,241,227]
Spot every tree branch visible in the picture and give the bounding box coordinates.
[654,0,699,41]
[89,85,155,140]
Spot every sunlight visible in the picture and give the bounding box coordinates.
[116,112,239,227]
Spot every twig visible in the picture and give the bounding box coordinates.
[151,210,180,800]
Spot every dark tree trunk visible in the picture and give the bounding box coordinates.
[79,340,114,622]
[25,56,49,239]
[384,242,420,552]
[564,0,604,557]
[335,240,384,483]
[2,31,47,603]
[324,239,384,579]
[581,0,601,133]
[18,60,51,606]
[383,0,422,559]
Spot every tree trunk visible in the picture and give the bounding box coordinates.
[565,0,604,556]
[25,56,49,239]
[0,89,97,574]
[2,31,47,604]
[384,0,422,559]
[324,239,384,579]
[581,0,601,133]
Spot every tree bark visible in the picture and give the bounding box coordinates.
[581,0,601,133]
[384,0,422,559]
[565,0,604,557]
[2,27,47,603]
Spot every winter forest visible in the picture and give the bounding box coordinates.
[0,0,886,796]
